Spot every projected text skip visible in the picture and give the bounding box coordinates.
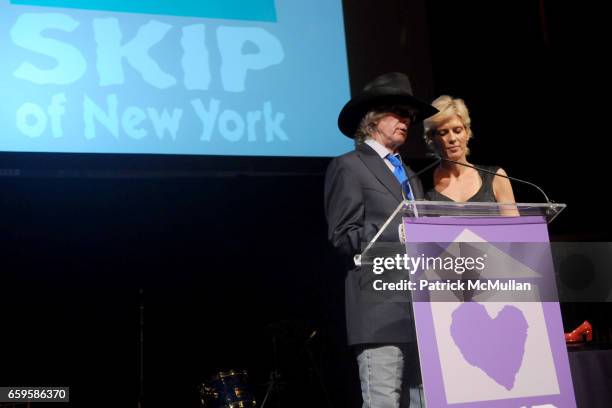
[12,14,284,90]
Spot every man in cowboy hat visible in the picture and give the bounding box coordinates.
[324,72,437,408]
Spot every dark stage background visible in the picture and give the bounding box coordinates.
[1,1,609,407]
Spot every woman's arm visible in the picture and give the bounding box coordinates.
[493,168,519,216]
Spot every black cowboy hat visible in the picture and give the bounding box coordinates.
[337,72,438,138]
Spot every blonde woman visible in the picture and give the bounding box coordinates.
[423,95,517,207]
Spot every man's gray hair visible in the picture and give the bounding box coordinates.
[354,111,388,144]
[354,105,418,144]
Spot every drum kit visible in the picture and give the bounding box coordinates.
[199,369,258,408]
[198,319,333,408]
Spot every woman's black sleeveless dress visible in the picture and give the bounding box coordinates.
[426,165,500,202]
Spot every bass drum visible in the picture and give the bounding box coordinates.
[200,369,257,408]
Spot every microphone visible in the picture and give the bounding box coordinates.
[406,155,442,185]
[429,153,552,203]
[354,154,436,265]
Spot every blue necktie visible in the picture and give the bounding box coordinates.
[387,153,414,200]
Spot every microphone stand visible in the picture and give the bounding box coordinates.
[432,154,553,203]
[406,156,442,184]
[354,156,442,266]
[260,334,283,408]
[137,288,144,408]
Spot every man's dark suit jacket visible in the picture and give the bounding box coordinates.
[324,142,424,345]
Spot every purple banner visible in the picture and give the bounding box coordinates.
[404,216,576,407]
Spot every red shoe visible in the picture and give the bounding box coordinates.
[565,320,593,343]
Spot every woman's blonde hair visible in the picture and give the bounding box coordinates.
[423,95,473,153]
